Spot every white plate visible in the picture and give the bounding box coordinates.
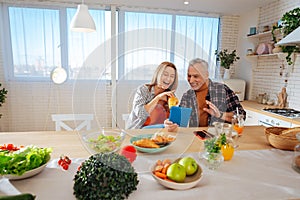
[151,159,203,190]
[2,159,50,180]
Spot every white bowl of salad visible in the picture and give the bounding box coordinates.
[82,129,126,154]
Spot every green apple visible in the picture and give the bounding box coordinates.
[166,163,186,182]
[178,157,198,176]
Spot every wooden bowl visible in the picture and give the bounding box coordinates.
[265,127,299,151]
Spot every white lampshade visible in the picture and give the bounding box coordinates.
[51,67,67,84]
[276,26,300,46]
[70,4,96,32]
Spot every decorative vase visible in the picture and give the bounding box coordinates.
[223,69,231,79]
[200,151,224,170]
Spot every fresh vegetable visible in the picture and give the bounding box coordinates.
[119,145,137,163]
[152,159,173,182]
[0,144,21,151]
[0,193,36,200]
[73,153,139,200]
[88,135,122,153]
[0,145,52,176]
[58,155,71,170]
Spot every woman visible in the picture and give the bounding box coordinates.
[126,61,178,129]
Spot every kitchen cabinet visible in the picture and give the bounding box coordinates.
[244,109,263,126]
[244,109,293,127]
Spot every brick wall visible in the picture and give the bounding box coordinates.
[251,0,300,109]
[219,15,240,78]
[219,0,299,110]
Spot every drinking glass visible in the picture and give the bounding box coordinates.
[168,96,179,109]
[232,114,245,136]
[213,122,232,137]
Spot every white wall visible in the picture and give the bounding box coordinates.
[236,9,259,100]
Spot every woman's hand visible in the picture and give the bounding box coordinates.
[164,119,178,132]
[156,90,175,102]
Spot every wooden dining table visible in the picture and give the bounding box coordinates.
[0,126,299,200]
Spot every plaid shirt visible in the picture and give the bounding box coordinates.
[180,79,246,127]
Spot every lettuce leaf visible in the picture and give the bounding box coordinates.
[0,145,52,175]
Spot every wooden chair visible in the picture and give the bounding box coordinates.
[51,114,94,131]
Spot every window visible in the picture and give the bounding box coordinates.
[67,8,111,80]
[2,4,219,81]
[2,4,110,81]
[7,7,60,79]
[118,10,219,81]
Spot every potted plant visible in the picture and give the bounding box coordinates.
[215,49,240,79]
[272,7,300,65]
[0,83,8,118]
[201,136,224,170]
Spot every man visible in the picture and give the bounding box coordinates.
[165,58,246,130]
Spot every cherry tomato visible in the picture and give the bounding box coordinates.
[62,163,69,170]
[58,159,63,166]
[63,156,71,164]
[6,144,14,150]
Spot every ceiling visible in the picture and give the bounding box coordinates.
[90,0,278,15]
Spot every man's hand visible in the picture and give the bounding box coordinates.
[203,100,222,118]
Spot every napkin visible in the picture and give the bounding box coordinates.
[0,178,21,195]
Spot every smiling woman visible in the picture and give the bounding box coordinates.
[125,61,178,129]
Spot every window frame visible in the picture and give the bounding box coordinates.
[1,3,220,82]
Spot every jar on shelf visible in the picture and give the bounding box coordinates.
[247,48,254,55]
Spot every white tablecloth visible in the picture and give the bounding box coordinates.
[1,149,300,200]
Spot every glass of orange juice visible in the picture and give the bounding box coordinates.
[232,114,244,136]
[168,96,178,109]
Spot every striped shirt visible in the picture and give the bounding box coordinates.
[126,85,155,129]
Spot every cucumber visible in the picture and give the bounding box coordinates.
[0,193,36,200]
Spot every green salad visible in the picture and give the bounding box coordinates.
[0,145,52,176]
[88,135,121,153]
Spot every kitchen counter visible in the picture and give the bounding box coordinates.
[241,100,300,125]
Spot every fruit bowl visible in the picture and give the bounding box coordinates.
[82,129,126,154]
[150,158,203,190]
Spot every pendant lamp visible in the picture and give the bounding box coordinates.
[51,67,67,84]
[70,1,96,32]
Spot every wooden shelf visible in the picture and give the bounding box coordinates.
[247,31,272,39]
[245,53,287,64]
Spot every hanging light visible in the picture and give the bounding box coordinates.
[51,67,67,84]
[183,0,189,5]
[70,1,96,32]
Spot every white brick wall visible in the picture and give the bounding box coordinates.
[215,0,300,111]
[219,15,240,77]
[250,0,300,110]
